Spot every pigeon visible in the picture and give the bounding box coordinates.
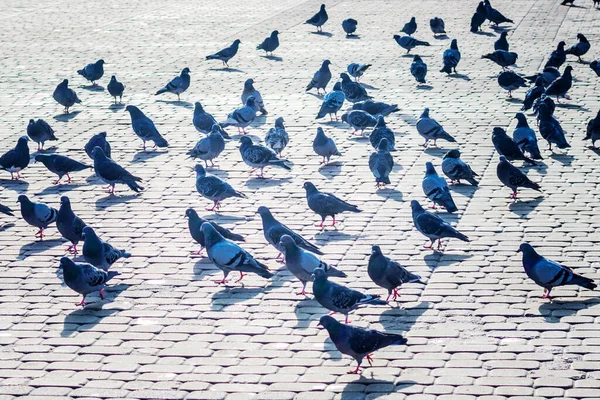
[265,117,289,157]
[257,206,323,261]
[26,119,57,152]
[187,124,225,168]
[410,55,428,83]
[400,17,417,35]
[77,59,105,85]
[393,35,430,53]
[482,50,518,69]
[352,100,399,117]
[484,0,513,26]
[369,116,396,151]
[518,243,596,299]
[56,196,87,254]
[513,113,543,160]
[0,204,13,216]
[256,30,279,56]
[416,108,456,147]
[441,149,479,186]
[429,17,446,36]
[85,132,111,159]
[422,162,458,212]
[440,39,461,74]
[347,63,371,82]
[303,181,360,227]
[494,32,509,51]
[369,138,394,188]
[0,136,30,180]
[537,103,571,151]
[312,127,341,164]
[241,78,267,115]
[492,127,536,165]
[91,146,143,194]
[305,4,328,32]
[17,195,57,238]
[591,60,600,77]
[306,60,332,94]
[339,73,372,103]
[497,71,527,98]
[239,136,291,177]
[221,96,257,134]
[496,156,541,199]
[525,67,561,88]
[545,41,567,69]
[410,200,469,250]
[206,39,241,67]
[125,105,168,149]
[82,226,130,271]
[561,0,575,4]
[544,66,573,102]
[107,75,125,104]
[584,109,600,148]
[316,82,345,120]
[201,222,272,284]
[60,257,119,307]
[470,9,486,33]
[53,79,81,114]
[534,96,556,118]
[185,208,244,256]
[342,19,358,36]
[521,76,544,112]
[279,234,346,295]
[193,102,230,139]
[312,268,387,324]
[34,154,92,184]
[155,67,190,101]
[195,164,245,211]
[318,315,408,374]
[368,245,424,302]
[341,110,377,135]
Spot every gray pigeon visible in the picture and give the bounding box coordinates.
[316,82,345,120]
[265,117,289,156]
[60,257,119,307]
[416,108,456,147]
[257,30,279,56]
[279,234,346,295]
[347,63,371,82]
[312,268,387,324]
[0,204,13,216]
[565,34,590,63]
[155,67,191,101]
[206,39,241,67]
[513,113,543,159]
[107,75,125,104]
[351,101,399,117]
[440,39,461,74]
[430,17,446,36]
[368,245,423,302]
[422,162,458,212]
[0,136,30,180]
[519,243,596,299]
[85,132,111,160]
[341,110,377,135]
[318,315,408,374]
[544,66,573,102]
[492,127,536,165]
[188,125,225,168]
[56,196,87,255]
[340,73,372,103]
[305,4,328,32]
[34,154,91,184]
[496,155,541,199]
[369,116,396,151]
[239,136,291,177]
[257,206,323,261]
[441,149,479,186]
[537,103,570,151]
[193,102,231,139]
[82,226,130,271]
[306,60,332,94]
[303,181,360,227]
[201,222,273,284]
[77,59,105,85]
[545,41,567,69]
[312,127,341,164]
[400,17,417,35]
[241,79,267,115]
[411,200,469,251]
[584,109,600,148]
[125,105,168,149]
[482,50,518,69]
[17,195,57,238]
[195,164,245,211]
[27,119,57,151]
[185,208,244,256]
[221,96,256,134]
[53,79,81,114]
[497,71,527,98]
[410,55,428,83]
[369,138,394,187]
[342,19,358,36]
[92,146,143,194]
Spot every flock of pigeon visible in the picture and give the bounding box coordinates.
[1,0,600,374]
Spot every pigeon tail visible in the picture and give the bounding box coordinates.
[359,294,387,306]
[153,135,169,148]
[326,266,347,278]
[155,87,168,96]
[571,275,597,291]
[227,232,245,242]
[465,177,479,187]
[107,271,121,281]
[271,159,292,171]
[123,176,144,192]
[440,65,453,74]
[119,250,131,258]
[440,132,456,142]
[242,260,274,279]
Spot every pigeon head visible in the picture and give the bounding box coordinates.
[96,59,105,65]
[371,245,383,256]
[500,32,508,38]
[194,164,206,177]
[185,208,199,220]
[420,108,430,118]
[125,105,142,116]
[375,115,386,127]
[182,67,191,74]
[425,162,436,175]
[514,112,527,124]
[315,127,325,139]
[492,127,507,137]
[274,117,285,128]
[256,206,274,220]
[271,30,279,37]
[413,55,423,62]
[537,103,552,118]
[564,65,573,74]
[498,155,509,163]
[60,196,71,206]
[577,33,587,42]
[320,4,326,10]
[82,226,97,239]
[244,78,255,89]
[443,149,461,160]
[245,96,256,107]
[340,113,348,123]
[239,136,253,146]
[332,82,341,91]
[91,146,107,160]
[110,75,117,82]
[60,79,69,86]
[377,138,390,151]
[450,39,458,50]
[59,257,79,277]
[303,181,318,194]
[322,59,331,68]
[557,41,566,49]
[534,75,544,86]
[233,39,242,46]
[194,102,204,114]
[17,136,30,147]
[28,119,35,125]
[517,243,541,263]
[16,195,30,204]
[98,131,107,138]
[510,52,518,60]
[34,154,49,163]
[317,315,338,329]
[278,234,295,249]
[410,200,424,212]
[200,222,222,245]
[339,73,351,82]
[209,124,221,135]
[311,267,328,281]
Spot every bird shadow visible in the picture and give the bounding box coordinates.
[306,92,325,100]
[538,296,600,322]
[33,147,58,155]
[155,99,193,109]
[423,147,446,158]
[35,182,88,196]
[0,179,29,192]
[416,84,433,90]
[293,297,319,329]
[360,83,379,90]
[423,253,472,270]
[318,162,342,179]
[310,31,333,38]
[375,187,403,202]
[108,103,125,112]
[132,150,165,163]
[564,4,587,8]
[378,301,430,331]
[80,85,104,92]
[550,152,574,166]
[491,25,514,32]
[345,34,361,40]
[505,98,523,104]
[474,31,496,37]
[18,238,63,260]
[508,195,545,217]
[262,55,283,62]
[434,35,449,40]
[208,67,244,73]
[0,223,15,232]
[53,111,82,122]
[556,103,588,111]
[245,176,292,188]
[339,379,416,400]
[95,194,140,210]
[210,283,278,310]
[587,146,600,155]
[448,73,471,81]
[314,230,363,242]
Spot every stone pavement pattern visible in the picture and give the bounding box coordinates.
[0,0,600,399]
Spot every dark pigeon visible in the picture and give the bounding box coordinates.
[497,70,527,97]
[422,162,458,212]
[56,196,87,254]
[496,155,541,199]
[77,59,105,85]
[440,39,461,74]
[125,105,168,149]
[82,226,130,271]
[544,66,573,102]
[411,200,469,251]
[306,60,332,94]
[565,33,590,63]
[521,76,544,111]
[470,9,486,33]
[35,154,91,184]
[341,110,377,135]
[303,181,360,227]
[256,30,279,56]
[400,17,417,35]
[195,164,245,212]
[185,208,244,256]
[513,113,543,160]
[305,4,328,32]
[525,67,561,88]
[17,195,57,238]
[342,18,358,36]
[393,35,430,53]
[340,73,372,103]
[155,68,190,101]
[484,0,514,26]
[482,50,518,69]
[416,108,456,147]
[316,82,345,120]
[206,39,241,67]
[591,60,600,77]
[27,119,57,151]
[441,149,479,186]
[351,100,399,116]
[312,127,341,164]
[193,101,230,139]
[533,95,555,118]
[0,136,30,180]
[410,55,428,83]
[544,41,567,69]
[369,138,394,188]
[537,103,570,151]
[430,17,446,36]
[91,146,143,194]
[85,132,111,160]
[53,79,81,114]
[492,127,536,165]
[239,136,291,177]
[107,75,125,104]
[60,257,119,307]
[369,116,396,151]
[368,245,423,302]
[584,109,600,148]
[494,32,509,51]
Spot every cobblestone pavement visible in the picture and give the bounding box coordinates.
[1,0,600,399]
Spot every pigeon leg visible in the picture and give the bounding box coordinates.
[344,315,350,324]
[235,272,246,283]
[578,56,583,63]
[429,203,437,209]
[177,94,181,101]
[330,216,337,226]
[320,157,326,164]
[541,288,553,299]
[35,228,45,239]
[555,97,560,103]
[206,201,219,212]
[328,311,336,316]
[366,354,374,367]
[52,177,61,185]
[192,247,204,256]
[437,239,443,250]
[249,168,258,174]
[16,171,25,180]
[71,244,78,255]
[507,91,512,98]
[421,141,429,148]
[296,283,307,296]
[75,296,86,307]
[210,160,216,168]
[392,288,400,301]
[214,278,228,285]
[258,168,265,178]
[99,288,105,300]
[65,173,72,183]
[385,293,391,303]
[315,219,325,228]
[66,244,74,253]
[424,240,435,249]
[348,364,361,374]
